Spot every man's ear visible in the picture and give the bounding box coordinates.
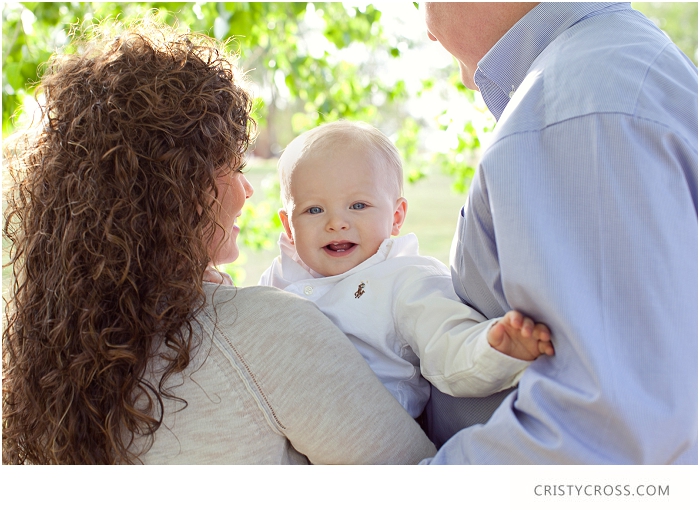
[279,208,294,243]
[391,197,408,236]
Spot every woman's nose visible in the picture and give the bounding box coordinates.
[243,175,254,198]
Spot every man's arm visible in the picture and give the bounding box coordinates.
[429,114,698,464]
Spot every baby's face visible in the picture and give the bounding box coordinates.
[280,144,406,277]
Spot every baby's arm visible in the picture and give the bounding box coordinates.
[395,268,536,397]
[487,310,554,361]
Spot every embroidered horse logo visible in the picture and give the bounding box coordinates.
[354,282,366,299]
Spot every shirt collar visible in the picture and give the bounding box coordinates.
[276,232,420,284]
[475,2,632,120]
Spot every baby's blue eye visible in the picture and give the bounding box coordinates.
[308,207,323,214]
[350,202,366,210]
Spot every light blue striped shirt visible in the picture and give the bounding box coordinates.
[428,2,698,464]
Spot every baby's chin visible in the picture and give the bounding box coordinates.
[315,262,360,278]
[310,255,366,278]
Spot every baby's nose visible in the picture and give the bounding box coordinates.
[326,214,349,231]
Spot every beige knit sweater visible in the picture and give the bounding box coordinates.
[135,284,436,464]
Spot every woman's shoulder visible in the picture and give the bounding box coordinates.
[203,283,326,326]
[200,283,353,385]
[205,283,309,304]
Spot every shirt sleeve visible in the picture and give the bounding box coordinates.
[432,112,698,464]
[393,268,531,397]
[234,288,437,464]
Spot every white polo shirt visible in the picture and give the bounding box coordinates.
[260,232,530,418]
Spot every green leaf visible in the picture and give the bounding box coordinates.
[3,62,25,90]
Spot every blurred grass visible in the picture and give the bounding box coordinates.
[401,170,468,265]
[231,158,468,286]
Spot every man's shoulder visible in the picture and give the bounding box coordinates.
[496,9,696,139]
[542,9,694,116]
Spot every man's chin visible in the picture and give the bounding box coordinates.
[458,62,478,90]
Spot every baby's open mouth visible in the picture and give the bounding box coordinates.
[325,242,356,253]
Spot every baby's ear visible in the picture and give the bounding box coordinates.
[391,197,408,236]
[279,209,294,242]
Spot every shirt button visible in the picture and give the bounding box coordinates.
[303,286,313,295]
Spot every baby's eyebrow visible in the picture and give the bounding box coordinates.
[296,203,321,211]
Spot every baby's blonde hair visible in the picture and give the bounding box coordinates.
[278,120,403,210]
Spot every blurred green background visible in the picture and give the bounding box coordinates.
[3,2,697,287]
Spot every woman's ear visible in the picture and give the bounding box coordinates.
[391,197,408,236]
[279,208,294,243]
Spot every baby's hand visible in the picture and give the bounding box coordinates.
[487,310,554,361]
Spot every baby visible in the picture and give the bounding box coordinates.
[260,121,553,417]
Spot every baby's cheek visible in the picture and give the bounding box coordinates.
[294,235,311,258]
[298,246,321,272]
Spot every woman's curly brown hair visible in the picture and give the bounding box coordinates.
[2,23,254,464]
